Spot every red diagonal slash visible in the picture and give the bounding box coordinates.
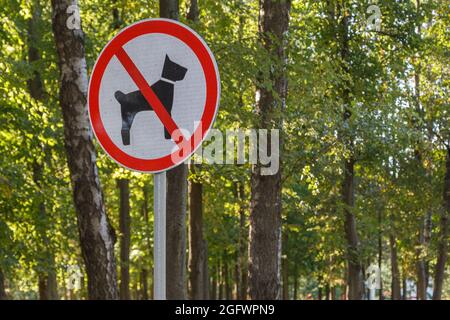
[115,47,184,145]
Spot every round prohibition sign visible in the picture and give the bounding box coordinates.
[88,18,220,173]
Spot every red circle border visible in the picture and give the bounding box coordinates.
[88,19,220,173]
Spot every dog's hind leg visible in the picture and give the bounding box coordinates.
[120,110,139,146]
[115,91,135,145]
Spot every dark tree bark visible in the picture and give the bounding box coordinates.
[202,240,210,299]
[282,232,289,300]
[51,0,118,299]
[211,264,217,300]
[236,183,248,300]
[338,4,364,300]
[187,0,199,23]
[377,210,383,300]
[187,2,208,300]
[160,0,179,21]
[111,0,122,30]
[140,185,151,300]
[402,273,407,300]
[166,164,187,299]
[412,0,430,301]
[389,233,401,300]
[433,147,450,300]
[416,212,431,300]
[188,165,207,300]
[28,2,58,300]
[223,258,231,300]
[159,0,187,300]
[140,269,149,300]
[218,260,223,299]
[325,282,330,300]
[248,0,291,300]
[0,269,7,300]
[118,179,131,300]
[293,271,298,300]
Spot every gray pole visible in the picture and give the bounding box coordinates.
[154,172,166,299]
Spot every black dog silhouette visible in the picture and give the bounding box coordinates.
[115,55,188,145]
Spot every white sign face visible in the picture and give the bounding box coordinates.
[88,19,220,173]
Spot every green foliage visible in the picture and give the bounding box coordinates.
[0,0,449,299]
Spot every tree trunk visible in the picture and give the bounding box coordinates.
[224,259,231,300]
[282,233,289,300]
[51,0,118,299]
[118,179,131,300]
[293,273,298,300]
[140,185,151,301]
[139,269,148,300]
[342,158,363,300]
[202,240,210,299]
[433,147,450,300]
[236,183,248,300]
[416,215,429,300]
[186,0,205,302]
[218,260,223,300]
[413,0,429,301]
[339,5,364,299]
[0,269,7,300]
[159,0,187,300]
[377,210,383,300]
[189,164,206,300]
[166,165,187,299]
[187,0,199,23]
[402,274,407,300]
[211,264,217,300]
[248,0,291,300]
[389,233,401,300]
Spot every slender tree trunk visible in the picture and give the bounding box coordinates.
[224,259,231,300]
[235,261,241,300]
[166,164,187,299]
[140,269,148,300]
[189,164,206,300]
[159,0,187,299]
[202,240,210,299]
[402,273,407,300]
[118,179,131,300]
[282,232,289,300]
[433,147,450,300]
[293,272,298,300]
[377,210,383,300]
[211,264,217,300]
[187,0,199,23]
[218,260,223,300]
[413,0,429,301]
[51,0,118,299]
[249,0,291,300]
[238,183,248,299]
[389,233,401,300]
[331,286,336,300]
[416,216,429,300]
[0,269,7,300]
[339,5,364,299]
[186,0,205,302]
[140,185,151,300]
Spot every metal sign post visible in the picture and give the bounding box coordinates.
[153,172,166,300]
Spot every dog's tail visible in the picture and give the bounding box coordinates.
[114,90,125,103]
